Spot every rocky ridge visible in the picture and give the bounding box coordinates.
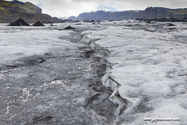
[0,0,59,23]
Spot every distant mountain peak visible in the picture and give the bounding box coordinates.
[12,0,24,4]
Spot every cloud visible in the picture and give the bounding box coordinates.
[36,3,43,7]
[9,0,187,18]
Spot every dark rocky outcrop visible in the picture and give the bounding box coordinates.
[8,18,30,26]
[32,21,44,26]
[167,23,175,26]
[64,26,75,30]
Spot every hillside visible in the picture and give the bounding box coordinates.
[12,0,42,14]
[0,0,59,23]
[76,10,143,21]
[70,7,187,21]
[142,7,187,19]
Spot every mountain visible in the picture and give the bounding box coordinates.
[12,0,42,13]
[69,7,187,21]
[142,7,187,19]
[75,10,143,21]
[0,0,59,23]
[68,16,77,20]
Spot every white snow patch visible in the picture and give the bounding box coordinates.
[0,24,77,65]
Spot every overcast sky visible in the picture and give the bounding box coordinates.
[9,0,187,18]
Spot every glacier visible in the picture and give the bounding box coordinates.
[0,21,187,125]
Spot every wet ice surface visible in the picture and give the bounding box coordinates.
[0,21,187,125]
[83,21,187,125]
